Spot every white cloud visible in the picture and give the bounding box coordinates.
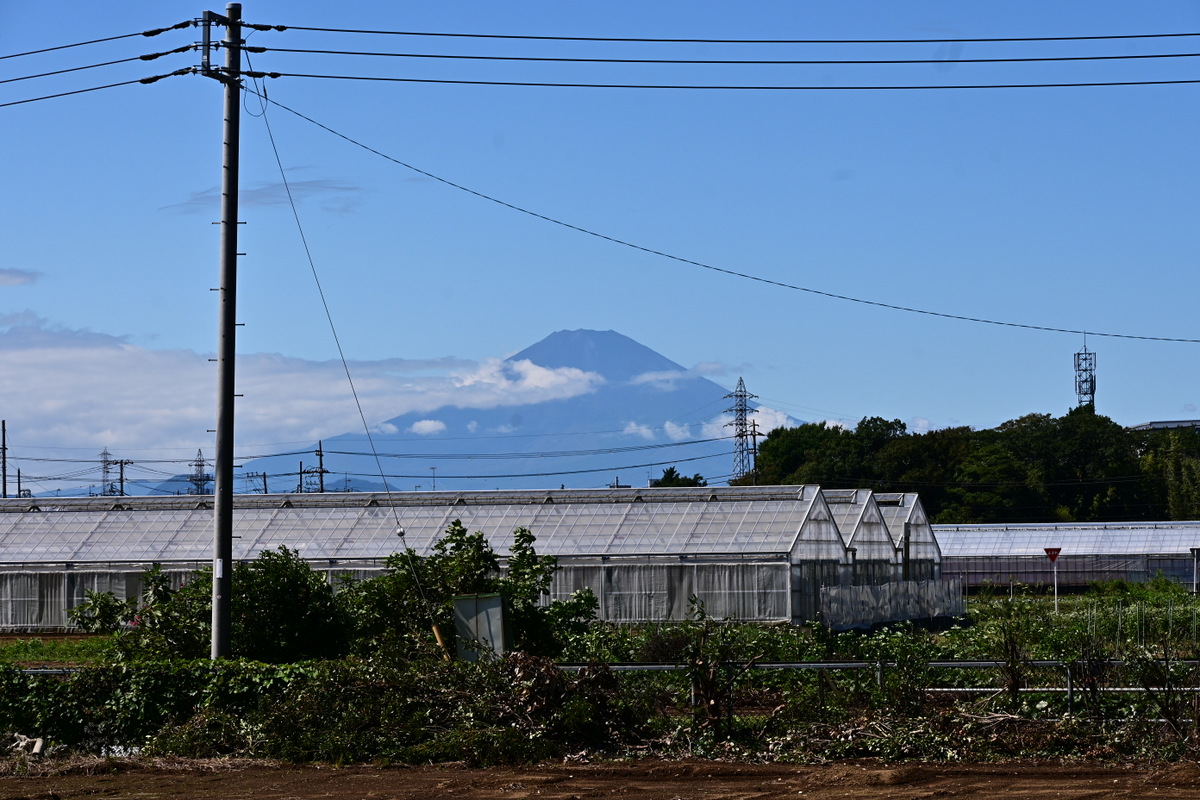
[0,318,604,463]
[408,419,447,435]
[700,405,800,439]
[629,370,692,390]
[754,406,794,434]
[701,415,730,440]
[372,422,399,435]
[908,417,933,434]
[663,421,691,441]
[622,422,655,440]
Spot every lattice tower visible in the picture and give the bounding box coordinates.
[724,377,759,481]
[1075,343,1096,408]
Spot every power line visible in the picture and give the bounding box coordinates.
[252,91,1200,344]
[0,21,195,60]
[268,26,1200,45]
[0,45,195,85]
[0,68,191,108]
[332,451,725,481]
[252,45,1200,67]
[3,433,731,465]
[325,437,731,460]
[247,71,1200,91]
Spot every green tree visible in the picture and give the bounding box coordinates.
[650,467,707,487]
[937,440,1044,523]
[751,422,859,486]
[340,521,595,660]
[872,425,973,514]
[112,549,350,663]
[1142,428,1200,520]
[1044,406,1142,521]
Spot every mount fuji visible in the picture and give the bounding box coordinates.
[200,330,795,493]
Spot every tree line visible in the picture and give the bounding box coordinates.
[735,406,1200,524]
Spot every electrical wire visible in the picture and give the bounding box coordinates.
[3,436,729,466]
[0,45,195,85]
[0,68,192,108]
[247,71,1200,91]
[267,26,1200,45]
[0,20,195,59]
[247,60,449,629]
[251,46,1200,67]
[2,32,150,59]
[329,450,724,481]
[324,437,730,460]
[252,78,416,503]
[250,91,1200,344]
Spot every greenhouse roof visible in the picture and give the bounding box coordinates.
[0,486,836,566]
[935,522,1200,557]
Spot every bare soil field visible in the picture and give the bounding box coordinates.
[5,759,1200,800]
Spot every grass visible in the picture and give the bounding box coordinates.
[0,635,111,667]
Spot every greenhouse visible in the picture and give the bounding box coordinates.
[0,486,957,629]
[935,522,1200,590]
[876,493,940,581]
[824,489,898,585]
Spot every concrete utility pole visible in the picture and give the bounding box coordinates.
[202,3,243,660]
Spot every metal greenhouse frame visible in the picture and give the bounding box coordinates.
[0,486,955,629]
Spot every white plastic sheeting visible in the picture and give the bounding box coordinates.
[876,493,940,581]
[820,579,966,630]
[0,570,193,629]
[936,522,1200,588]
[548,559,792,622]
[825,489,898,585]
[0,486,951,628]
[0,486,843,564]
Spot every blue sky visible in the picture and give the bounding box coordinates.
[3,1,1200,490]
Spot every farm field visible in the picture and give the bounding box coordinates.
[4,758,1200,800]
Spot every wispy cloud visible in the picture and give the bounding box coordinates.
[629,369,693,391]
[0,269,39,287]
[162,176,362,214]
[630,362,744,391]
[0,318,604,457]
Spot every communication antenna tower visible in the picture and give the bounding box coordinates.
[1075,338,1097,408]
[724,377,758,481]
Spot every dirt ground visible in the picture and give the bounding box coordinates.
[6,759,1200,800]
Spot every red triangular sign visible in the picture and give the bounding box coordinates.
[1044,547,1062,562]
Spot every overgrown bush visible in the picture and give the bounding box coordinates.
[109,550,349,663]
[337,520,597,660]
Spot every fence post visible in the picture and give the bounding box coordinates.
[1066,661,1074,714]
[724,661,734,739]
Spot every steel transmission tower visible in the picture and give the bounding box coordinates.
[1075,342,1096,408]
[99,448,115,496]
[188,449,213,495]
[724,378,759,481]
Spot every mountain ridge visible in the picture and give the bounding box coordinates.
[132,330,794,495]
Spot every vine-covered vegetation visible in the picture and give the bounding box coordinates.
[9,523,1200,764]
[741,406,1200,523]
